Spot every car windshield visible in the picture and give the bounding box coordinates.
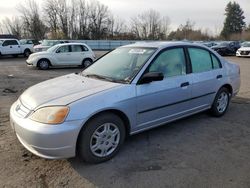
[82,47,156,83]
[241,42,250,47]
[41,40,59,46]
[47,45,59,52]
[0,40,3,45]
[19,39,27,45]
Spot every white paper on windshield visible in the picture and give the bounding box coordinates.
[128,49,146,54]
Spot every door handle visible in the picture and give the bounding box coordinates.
[180,82,189,87]
[216,75,222,79]
[10,46,12,48]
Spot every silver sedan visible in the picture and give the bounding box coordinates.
[10,42,240,163]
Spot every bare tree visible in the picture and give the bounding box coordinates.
[57,0,69,38]
[88,0,110,39]
[68,0,78,39]
[159,16,171,39]
[131,9,170,40]
[18,0,46,39]
[0,23,4,34]
[107,16,126,39]
[2,17,22,38]
[43,0,59,38]
[78,0,89,39]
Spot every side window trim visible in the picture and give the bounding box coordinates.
[209,53,214,69]
[210,53,222,69]
[184,47,192,74]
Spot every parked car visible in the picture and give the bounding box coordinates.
[202,41,217,48]
[0,38,34,57]
[19,39,40,54]
[211,41,241,56]
[10,42,240,163]
[33,40,69,52]
[19,39,40,46]
[26,43,95,69]
[236,41,250,57]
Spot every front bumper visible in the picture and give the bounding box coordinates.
[236,51,250,57]
[10,102,84,159]
[26,59,35,66]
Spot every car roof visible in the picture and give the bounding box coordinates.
[122,41,207,50]
[56,42,88,46]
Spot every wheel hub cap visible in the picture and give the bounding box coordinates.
[216,92,228,113]
[90,123,120,157]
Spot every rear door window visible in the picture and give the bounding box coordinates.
[188,48,213,73]
[71,45,84,52]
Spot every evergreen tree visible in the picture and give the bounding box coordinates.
[221,1,246,39]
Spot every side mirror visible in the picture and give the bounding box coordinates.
[139,72,164,84]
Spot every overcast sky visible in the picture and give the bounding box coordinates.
[0,0,249,35]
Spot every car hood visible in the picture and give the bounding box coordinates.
[20,73,120,110]
[34,44,50,49]
[238,47,250,51]
[28,51,50,58]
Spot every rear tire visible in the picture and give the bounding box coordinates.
[24,49,31,57]
[82,59,93,68]
[210,87,230,117]
[77,113,125,163]
[38,59,50,70]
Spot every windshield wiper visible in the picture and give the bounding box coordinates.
[83,74,128,84]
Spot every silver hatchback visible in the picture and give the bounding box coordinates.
[10,42,240,163]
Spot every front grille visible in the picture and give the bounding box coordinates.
[15,100,31,118]
[240,51,250,55]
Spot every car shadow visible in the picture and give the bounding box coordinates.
[0,55,26,60]
[68,95,250,187]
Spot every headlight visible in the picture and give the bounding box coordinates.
[30,106,69,124]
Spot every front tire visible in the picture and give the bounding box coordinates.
[38,59,50,70]
[210,87,230,117]
[77,113,125,163]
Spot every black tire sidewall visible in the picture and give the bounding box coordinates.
[211,87,230,117]
[24,49,31,57]
[38,59,49,70]
[82,59,93,68]
[77,113,125,163]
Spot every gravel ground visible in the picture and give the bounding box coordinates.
[0,53,250,188]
